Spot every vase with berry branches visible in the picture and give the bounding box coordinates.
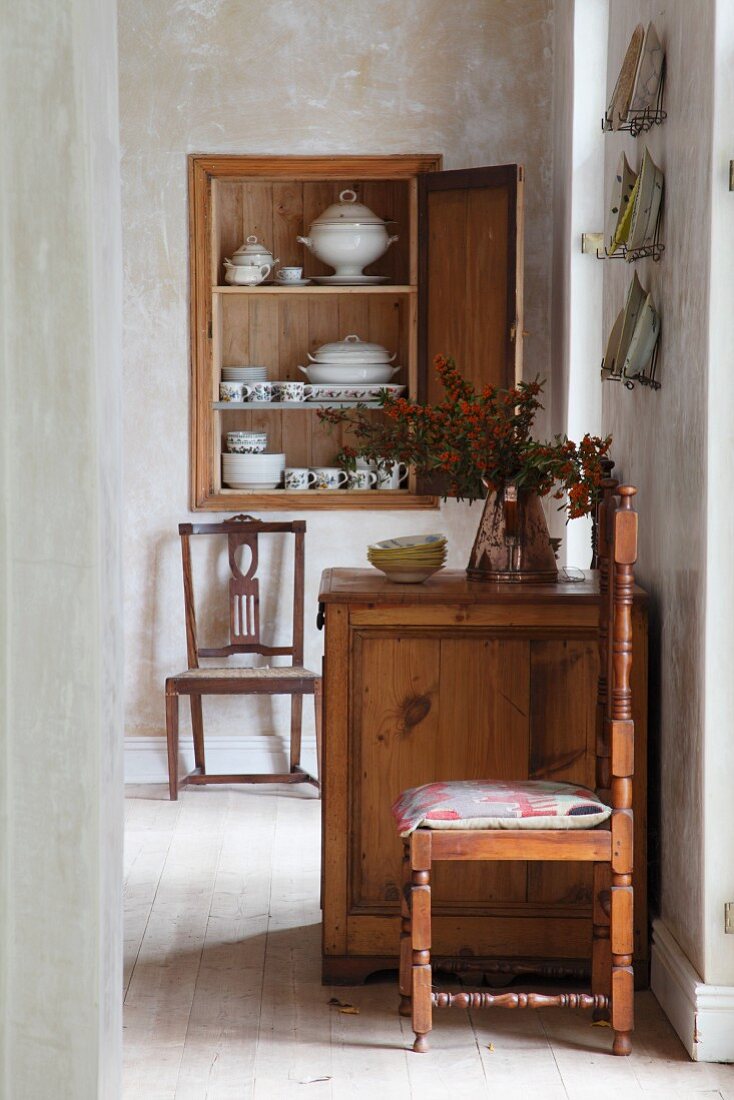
[318,356,611,581]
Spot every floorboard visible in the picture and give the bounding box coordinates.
[123,785,734,1099]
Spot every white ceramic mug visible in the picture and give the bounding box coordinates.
[276,266,303,282]
[284,468,317,491]
[376,461,409,490]
[347,468,377,491]
[310,467,348,490]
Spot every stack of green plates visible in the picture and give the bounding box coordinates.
[367,534,447,584]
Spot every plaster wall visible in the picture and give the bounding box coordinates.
[118,0,558,745]
[0,0,124,1093]
[602,0,713,977]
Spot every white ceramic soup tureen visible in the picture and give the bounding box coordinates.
[297,190,398,278]
[298,334,401,384]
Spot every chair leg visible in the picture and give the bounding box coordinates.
[190,695,206,774]
[289,694,303,772]
[165,687,179,801]
[313,678,323,786]
[410,860,432,1052]
[591,862,611,1022]
[399,842,412,1017]
[610,870,634,1055]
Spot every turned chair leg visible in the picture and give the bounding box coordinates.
[190,694,206,774]
[313,678,323,787]
[591,862,611,1022]
[165,685,179,801]
[290,694,303,773]
[610,868,634,1055]
[399,842,412,1017]
[410,859,432,1052]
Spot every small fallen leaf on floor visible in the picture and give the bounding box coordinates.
[299,1077,332,1085]
[486,1042,495,1052]
[339,1005,360,1014]
[327,997,353,1008]
[591,1019,612,1028]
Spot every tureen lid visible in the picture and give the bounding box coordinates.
[311,189,391,226]
[309,334,395,362]
[233,235,274,258]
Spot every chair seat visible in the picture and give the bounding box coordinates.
[392,779,611,837]
[173,666,319,680]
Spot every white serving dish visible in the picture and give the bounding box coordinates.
[601,308,625,379]
[299,363,401,384]
[606,153,637,255]
[297,190,397,278]
[615,273,647,373]
[305,383,406,402]
[606,23,645,129]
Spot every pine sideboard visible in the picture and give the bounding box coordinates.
[318,568,648,985]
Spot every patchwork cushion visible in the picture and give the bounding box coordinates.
[392,779,611,837]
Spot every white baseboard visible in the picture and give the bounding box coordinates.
[651,917,734,1062]
[124,734,317,784]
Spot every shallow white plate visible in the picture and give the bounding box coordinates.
[615,273,647,373]
[274,279,312,287]
[622,294,660,377]
[629,21,664,113]
[627,147,664,253]
[310,275,390,286]
[223,480,282,490]
[606,153,637,254]
[370,534,447,551]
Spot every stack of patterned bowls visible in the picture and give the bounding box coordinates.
[222,452,285,490]
[367,534,447,584]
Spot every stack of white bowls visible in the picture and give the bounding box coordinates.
[222,452,285,490]
[298,335,401,384]
[222,365,268,384]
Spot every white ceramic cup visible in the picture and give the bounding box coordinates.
[310,467,348,490]
[284,467,317,491]
[276,266,304,282]
[347,468,377,491]
[376,461,409,490]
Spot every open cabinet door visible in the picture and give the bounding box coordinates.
[416,164,524,497]
[418,164,524,400]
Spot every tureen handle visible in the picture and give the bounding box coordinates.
[297,365,309,376]
[386,234,399,248]
[223,258,233,267]
[296,235,312,250]
[246,235,258,244]
[344,335,361,343]
[339,189,358,203]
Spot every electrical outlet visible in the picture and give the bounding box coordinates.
[725,902,734,933]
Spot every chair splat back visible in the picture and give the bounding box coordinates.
[177,514,307,664]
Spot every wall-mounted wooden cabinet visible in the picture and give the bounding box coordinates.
[189,155,524,511]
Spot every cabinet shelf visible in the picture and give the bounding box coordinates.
[213,488,438,510]
[213,284,416,296]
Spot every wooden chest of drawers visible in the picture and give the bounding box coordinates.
[318,568,648,985]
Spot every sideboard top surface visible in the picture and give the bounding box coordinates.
[318,567,648,606]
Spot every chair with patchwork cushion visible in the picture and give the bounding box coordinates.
[392,483,638,1056]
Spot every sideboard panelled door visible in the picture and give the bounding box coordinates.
[417,163,524,400]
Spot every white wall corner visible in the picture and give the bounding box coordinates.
[125,734,318,784]
[651,918,734,1062]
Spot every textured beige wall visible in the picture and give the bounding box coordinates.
[602,0,713,976]
[119,0,556,744]
[0,0,124,1094]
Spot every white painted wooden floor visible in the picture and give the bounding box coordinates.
[124,784,734,1100]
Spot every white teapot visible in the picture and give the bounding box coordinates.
[225,235,278,280]
[297,190,398,278]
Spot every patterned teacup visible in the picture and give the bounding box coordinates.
[219,381,247,402]
[276,266,303,283]
[310,467,348,490]
[274,381,312,403]
[284,467,318,491]
[376,461,409,490]
[346,469,377,491]
[246,382,273,403]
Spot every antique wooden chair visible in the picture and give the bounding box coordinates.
[165,514,321,800]
[392,484,637,1055]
